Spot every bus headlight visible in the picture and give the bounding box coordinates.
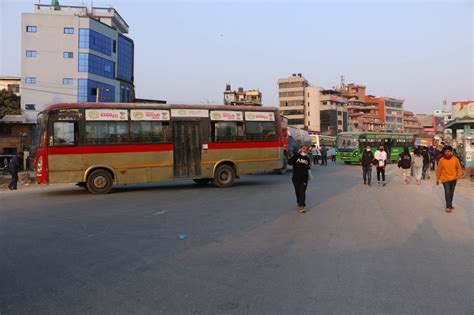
[37,156,42,173]
[352,151,359,157]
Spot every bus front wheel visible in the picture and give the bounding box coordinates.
[213,165,235,188]
[86,169,113,194]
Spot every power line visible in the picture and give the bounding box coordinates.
[20,86,78,97]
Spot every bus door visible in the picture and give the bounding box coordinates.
[172,121,201,178]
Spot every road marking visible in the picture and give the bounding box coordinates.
[153,211,167,215]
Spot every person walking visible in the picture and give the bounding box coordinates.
[374,145,387,186]
[398,147,412,184]
[360,145,374,186]
[421,146,431,179]
[8,152,24,190]
[412,148,424,185]
[436,146,462,213]
[288,145,311,213]
[326,146,333,164]
[428,146,436,170]
[331,147,337,163]
[320,145,328,166]
[310,145,318,165]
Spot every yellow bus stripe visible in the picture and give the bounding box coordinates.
[113,163,173,169]
[202,157,280,165]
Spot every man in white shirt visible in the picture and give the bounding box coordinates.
[374,145,387,186]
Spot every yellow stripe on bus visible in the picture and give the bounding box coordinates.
[201,157,281,165]
[112,163,173,169]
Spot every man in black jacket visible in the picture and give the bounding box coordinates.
[360,145,374,186]
[288,145,311,213]
[421,146,431,179]
[398,147,412,184]
[8,152,24,190]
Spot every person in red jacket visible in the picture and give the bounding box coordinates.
[436,146,462,213]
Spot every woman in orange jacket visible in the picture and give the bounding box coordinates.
[436,145,462,212]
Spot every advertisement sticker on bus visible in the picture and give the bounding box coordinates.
[85,109,128,121]
[171,109,209,118]
[245,112,275,121]
[131,110,170,121]
[210,111,243,121]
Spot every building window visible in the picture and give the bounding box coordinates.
[0,125,13,135]
[63,78,73,85]
[117,35,134,82]
[25,104,36,110]
[78,53,115,79]
[25,77,36,84]
[79,29,112,56]
[26,50,37,57]
[63,52,74,59]
[26,26,37,33]
[64,27,74,34]
[7,84,19,93]
[77,79,115,102]
[113,40,117,53]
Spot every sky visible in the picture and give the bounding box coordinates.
[0,0,472,114]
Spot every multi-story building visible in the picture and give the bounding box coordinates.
[21,4,134,123]
[319,89,348,135]
[433,109,453,125]
[223,84,262,106]
[278,73,321,132]
[403,111,423,134]
[383,97,404,132]
[0,77,21,95]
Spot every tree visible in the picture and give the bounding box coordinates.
[0,89,21,119]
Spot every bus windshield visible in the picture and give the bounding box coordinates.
[337,135,359,150]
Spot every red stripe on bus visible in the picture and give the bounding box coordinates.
[208,142,281,149]
[48,144,174,155]
[47,141,281,155]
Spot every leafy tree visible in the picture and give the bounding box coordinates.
[0,89,21,119]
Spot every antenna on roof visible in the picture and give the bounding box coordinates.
[340,75,345,88]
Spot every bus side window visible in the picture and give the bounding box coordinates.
[53,122,78,146]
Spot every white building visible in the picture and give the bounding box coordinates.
[278,73,321,132]
[21,4,134,123]
[433,109,453,125]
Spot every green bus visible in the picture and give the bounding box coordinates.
[336,132,415,164]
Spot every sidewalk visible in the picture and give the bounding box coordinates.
[0,171,36,191]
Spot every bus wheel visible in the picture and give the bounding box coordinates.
[344,161,351,165]
[193,178,211,185]
[213,165,235,188]
[86,169,113,194]
[278,157,288,175]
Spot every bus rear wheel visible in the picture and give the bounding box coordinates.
[193,178,211,185]
[213,165,235,188]
[86,169,113,194]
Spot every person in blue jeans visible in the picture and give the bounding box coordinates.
[360,145,374,186]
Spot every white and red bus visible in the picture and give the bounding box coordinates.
[35,103,285,193]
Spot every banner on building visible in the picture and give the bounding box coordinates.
[452,101,474,119]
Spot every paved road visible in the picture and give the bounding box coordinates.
[1,163,473,314]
